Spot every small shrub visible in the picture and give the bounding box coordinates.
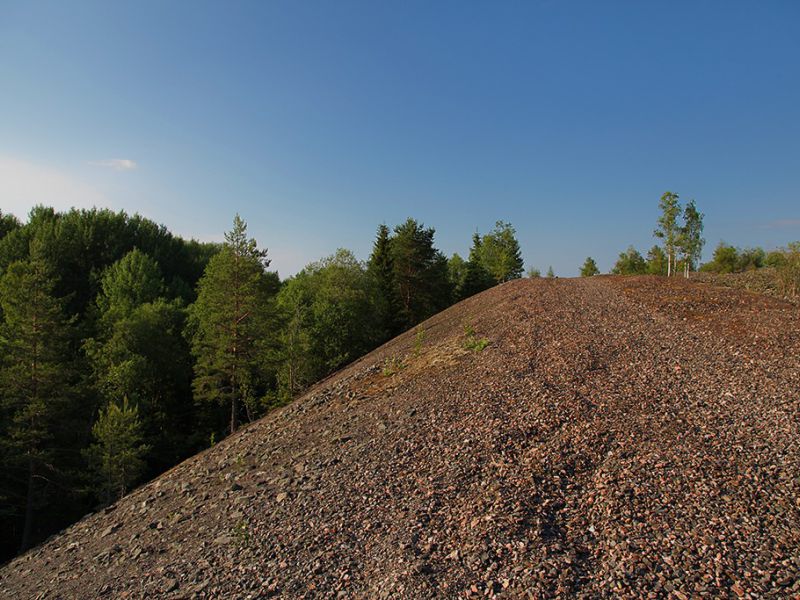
[414,327,425,356]
[382,355,405,376]
[463,322,490,352]
[776,242,800,298]
[233,519,251,547]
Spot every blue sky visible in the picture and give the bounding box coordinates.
[1,1,798,276]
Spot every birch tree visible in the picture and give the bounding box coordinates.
[654,191,682,276]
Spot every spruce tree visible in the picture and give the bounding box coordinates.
[390,218,451,329]
[188,216,274,435]
[459,233,494,299]
[367,224,400,337]
[0,252,73,552]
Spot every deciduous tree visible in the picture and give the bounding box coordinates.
[654,191,682,276]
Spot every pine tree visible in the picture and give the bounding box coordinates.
[0,252,74,552]
[654,191,682,276]
[188,215,274,435]
[580,257,600,277]
[546,266,555,278]
[85,397,150,503]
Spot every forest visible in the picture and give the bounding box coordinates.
[0,207,522,560]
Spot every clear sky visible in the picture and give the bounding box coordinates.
[1,1,798,277]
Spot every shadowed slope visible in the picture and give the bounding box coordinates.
[1,276,799,599]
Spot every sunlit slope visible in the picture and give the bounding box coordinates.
[1,276,798,599]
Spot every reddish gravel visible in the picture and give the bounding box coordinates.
[1,276,799,599]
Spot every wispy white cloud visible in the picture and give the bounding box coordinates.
[88,158,138,171]
[0,156,110,219]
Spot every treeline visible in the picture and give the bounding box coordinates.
[576,192,705,278]
[607,192,706,277]
[577,191,800,298]
[0,208,524,560]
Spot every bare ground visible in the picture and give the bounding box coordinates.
[1,276,798,599]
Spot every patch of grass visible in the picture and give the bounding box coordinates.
[463,322,490,352]
[233,519,251,547]
[382,355,406,376]
[414,327,426,356]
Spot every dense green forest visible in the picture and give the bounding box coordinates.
[0,208,522,560]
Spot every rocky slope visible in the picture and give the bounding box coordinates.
[1,276,799,599]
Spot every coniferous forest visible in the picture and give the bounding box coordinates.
[0,207,523,561]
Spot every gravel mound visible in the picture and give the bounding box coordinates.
[1,276,798,599]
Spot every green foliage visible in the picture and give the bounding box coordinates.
[737,247,765,271]
[233,518,251,547]
[414,327,426,356]
[0,210,20,242]
[700,243,770,274]
[0,252,77,552]
[463,322,490,352]
[580,257,600,277]
[527,267,541,278]
[654,191,681,275]
[447,253,467,293]
[85,397,150,503]
[701,242,739,273]
[277,249,381,398]
[390,218,452,329]
[457,234,494,300]
[765,250,787,269]
[677,200,705,276]
[612,246,647,275]
[382,355,406,377]
[86,298,192,469]
[188,215,277,434]
[775,242,800,297]
[478,221,524,283]
[97,249,164,323]
[0,207,218,317]
[546,266,555,278]
[367,224,400,337]
[646,245,668,275]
